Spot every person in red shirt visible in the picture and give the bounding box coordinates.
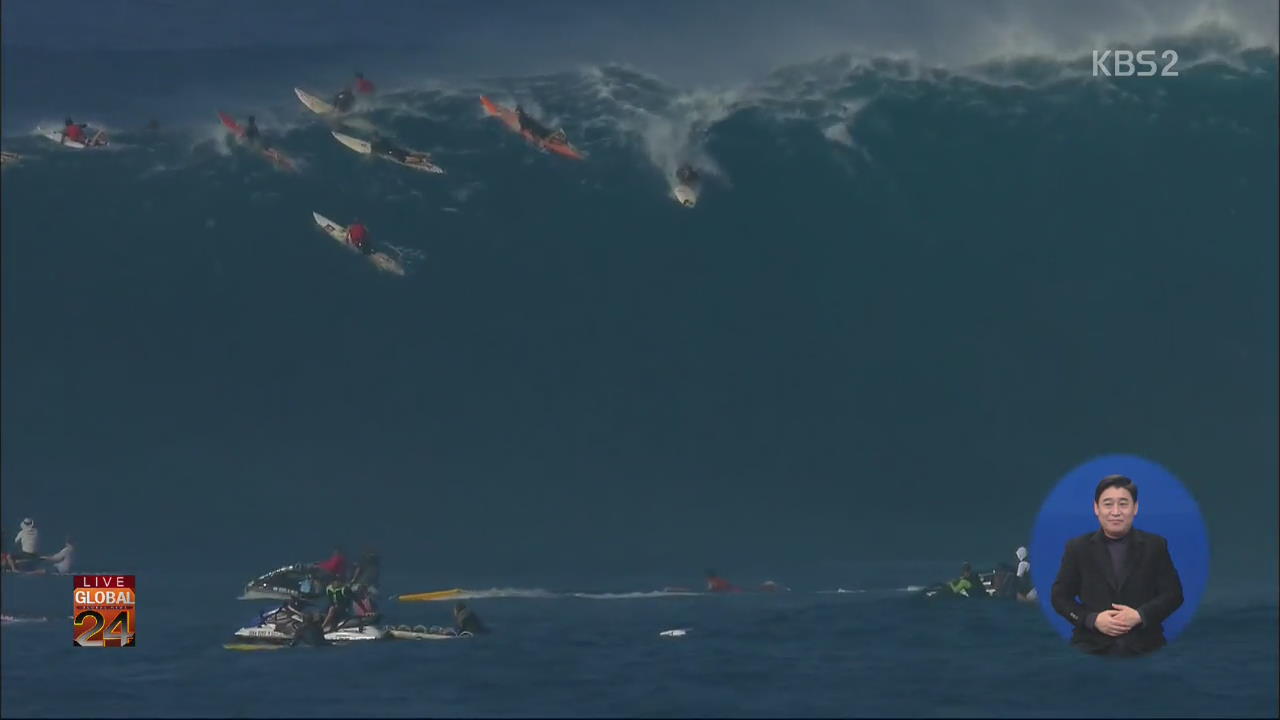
[705,569,740,593]
[354,72,375,95]
[62,117,86,144]
[346,222,372,255]
[315,547,348,581]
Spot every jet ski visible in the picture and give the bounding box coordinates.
[232,622,386,645]
[233,605,385,645]
[240,563,327,601]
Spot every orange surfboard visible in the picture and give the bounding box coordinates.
[480,96,584,160]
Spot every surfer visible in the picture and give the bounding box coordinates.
[333,88,356,113]
[676,164,700,185]
[346,221,372,255]
[354,72,375,95]
[369,133,411,164]
[61,118,87,145]
[242,115,266,148]
[453,602,489,634]
[515,105,561,143]
[704,569,740,593]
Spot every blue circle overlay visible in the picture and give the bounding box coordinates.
[1030,454,1209,642]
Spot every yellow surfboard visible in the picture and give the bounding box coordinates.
[395,588,464,603]
[223,643,286,651]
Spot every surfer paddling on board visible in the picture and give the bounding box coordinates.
[60,118,105,146]
[61,118,86,145]
[346,221,372,255]
[354,72,375,95]
[515,105,566,144]
[333,88,356,113]
[242,116,268,148]
[705,569,741,593]
[369,133,409,163]
[368,133,434,168]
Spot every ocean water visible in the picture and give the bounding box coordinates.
[2,1,1278,717]
[2,570,1278,718]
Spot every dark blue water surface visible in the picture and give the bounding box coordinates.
[2,2,1276,716]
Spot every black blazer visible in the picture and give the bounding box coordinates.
[1051,528,1184,655]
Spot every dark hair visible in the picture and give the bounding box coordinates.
[1094,474,1138,503]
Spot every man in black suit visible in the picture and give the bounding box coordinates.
[1051,474,1184,656]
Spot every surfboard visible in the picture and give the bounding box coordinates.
[311,211,405,276]
[38,128,105,149]
[330,131,444,174]
[223,643,287,651]
[673,183,698,208]
[479,96,585,160]
[396,588,464,603]
[295,87,336,115]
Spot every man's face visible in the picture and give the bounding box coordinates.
[1094,486,1138,537]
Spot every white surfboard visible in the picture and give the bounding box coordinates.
[331,130,372,154]
[311,211,405,276]
[295,87,336,116]
[673,183,699,208]
[331,131,445,174]
[40,130,86,149]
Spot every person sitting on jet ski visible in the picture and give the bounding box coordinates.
[453,602,489,635]
[333,88,356,113]
[314,546,347,582]
[676,164,700,186]
[946,562,986,598]
[321,578,354,631]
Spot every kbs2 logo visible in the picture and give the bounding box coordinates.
[1092,50,1180,77]
[73,575,136,647]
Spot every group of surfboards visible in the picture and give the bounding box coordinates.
[10,75,705,276]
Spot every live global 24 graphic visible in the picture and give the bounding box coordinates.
[73,575,136,647]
